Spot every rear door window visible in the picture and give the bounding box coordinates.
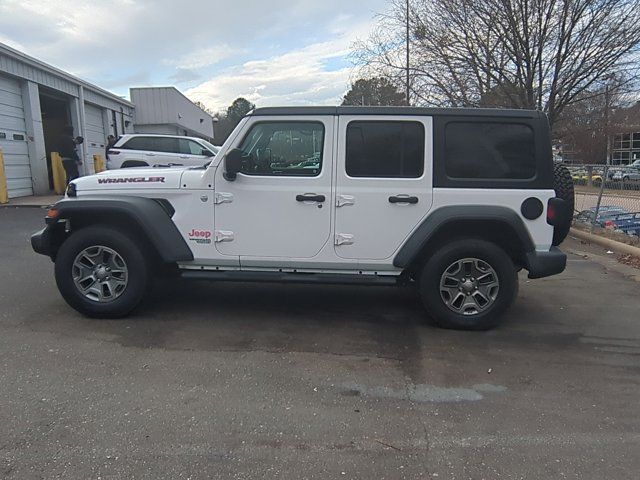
[121,137,154,151]
[121,136,179,153]
[152,137,180,153]
[345,121,424,178]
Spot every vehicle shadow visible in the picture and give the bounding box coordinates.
[115,278,441,382]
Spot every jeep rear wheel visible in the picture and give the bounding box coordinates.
[419,239,518,330]
[55,226,149,318]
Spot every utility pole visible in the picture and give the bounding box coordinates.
[406,0,410,106]
[592,79,612,233]
[604,82,611,166]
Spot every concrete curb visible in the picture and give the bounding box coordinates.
[570,227,640,258]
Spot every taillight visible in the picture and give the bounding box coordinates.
[604,220,615,229]
[547,203,556,223]
[546,197,567,227]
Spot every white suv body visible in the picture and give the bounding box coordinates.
[32,107,573,330]
[107,134,219,169]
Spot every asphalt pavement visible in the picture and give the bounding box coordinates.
[1,207,639,479]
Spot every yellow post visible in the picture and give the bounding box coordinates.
[51,152,66,194]
[0,148,8,204]
[93,154,105,173]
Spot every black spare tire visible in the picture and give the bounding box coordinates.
[552,164,574,246]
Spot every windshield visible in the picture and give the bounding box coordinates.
[198,139,221,154]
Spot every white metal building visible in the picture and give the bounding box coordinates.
[130,87,214,140]
[0,42,135,198]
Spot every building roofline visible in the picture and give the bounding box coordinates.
[250,106,545,118]
[129,86,213,120]
[0,42,134,107]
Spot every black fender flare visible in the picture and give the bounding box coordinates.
[34,196,193,263]
[393,205,535,268]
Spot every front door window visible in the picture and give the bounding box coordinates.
[236,122,324,176]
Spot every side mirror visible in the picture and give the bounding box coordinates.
[223,148,243,181]
[202,149,215,157]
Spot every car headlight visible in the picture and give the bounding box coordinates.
[66,182,77,198]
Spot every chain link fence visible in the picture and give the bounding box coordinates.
[569,165,640,239]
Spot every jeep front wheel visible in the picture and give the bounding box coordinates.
[418,239,518,330]
[54,226,149,318]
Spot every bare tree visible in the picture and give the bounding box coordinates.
[342,77,407,106]
[353,0,640,127]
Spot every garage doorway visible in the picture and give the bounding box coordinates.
[39,90,71,190]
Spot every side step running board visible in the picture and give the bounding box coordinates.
[180,270,401,286]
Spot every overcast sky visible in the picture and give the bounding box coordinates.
[0,0,386,112]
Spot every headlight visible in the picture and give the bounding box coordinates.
[66,182,77,197]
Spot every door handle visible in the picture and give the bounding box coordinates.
[296,194,325,202]
[389,195,419,204]
[145,153,156,156]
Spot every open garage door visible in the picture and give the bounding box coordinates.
[84,103,106,174]
[0,74,32,198]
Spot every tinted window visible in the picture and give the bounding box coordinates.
[237,122,324,176]
[121,137,179,153]
[153,137,179,153]
[121,137,154,151]
[178,139,206,155]
[445,122,536,179]
[346,121,424,178]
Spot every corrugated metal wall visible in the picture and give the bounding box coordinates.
[0,73,32,197]
[0,54,78,97]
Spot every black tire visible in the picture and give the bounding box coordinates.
[418,239,518,330]
[552,164,574,246]
[121,160,149,168]
[54,226,149,318]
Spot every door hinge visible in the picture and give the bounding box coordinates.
[214,230,234,242]
[214,192,234,204]
[335,233,354,246]
[336,194,355,207]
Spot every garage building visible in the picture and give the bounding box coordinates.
[0,43,135,198]
[1,43,215,200]
[130,87,214,139]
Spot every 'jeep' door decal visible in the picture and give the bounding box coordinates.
[187,229,212,244]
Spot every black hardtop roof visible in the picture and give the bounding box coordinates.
[250,106,545,119]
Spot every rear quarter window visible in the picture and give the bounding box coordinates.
[445,122,536,180]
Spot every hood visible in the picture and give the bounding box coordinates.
[73,166,187,191]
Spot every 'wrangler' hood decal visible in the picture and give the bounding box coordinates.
[73,167,186,191]
[97,176,166,184]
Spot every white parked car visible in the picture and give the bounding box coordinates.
[107,134,220,169]
[32,106,574,330]
[612,159,640,182]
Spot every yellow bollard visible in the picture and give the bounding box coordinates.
[93,154,106,173]
[0,148,8,204]
[51,152,66,194]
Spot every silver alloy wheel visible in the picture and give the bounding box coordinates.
[72,245,128,302]
[439,257,499,316]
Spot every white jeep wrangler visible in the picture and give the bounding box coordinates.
[32,107,574,330]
